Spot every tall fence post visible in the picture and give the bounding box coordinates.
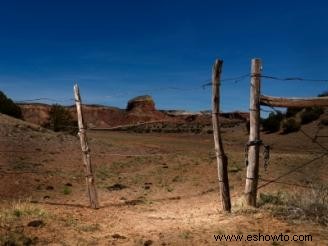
[212,59,231,212]
[74,84,100,209]
[244,58,262,207]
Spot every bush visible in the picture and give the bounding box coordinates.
[286,108,302,118]
[0,91,22,119]
[282,118,301,134]
[206,129,213,134]
[43,104,77,134]
[320,118,328,126]
[262,111,284,133]
[318,91,328,97]
[258,185,328,226]
[300,107,324,124]
[273,185,328,226]
[258,192,285,206]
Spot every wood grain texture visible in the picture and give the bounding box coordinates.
[260,95,328,108]
[74,84,100,209]
[244,58,261,207]
[212,59,231,212]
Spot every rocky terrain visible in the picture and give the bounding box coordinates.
[1,95,325,245]
[0,111,327,245]
[19,95,248,132]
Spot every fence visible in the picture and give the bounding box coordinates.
[244,58,328,207]
[1,58,327,211]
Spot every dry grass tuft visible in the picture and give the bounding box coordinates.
[0,200,47,245]
[259,184,328,225]
[0,199,47,226]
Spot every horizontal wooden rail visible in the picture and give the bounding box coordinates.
[260,95,328,108]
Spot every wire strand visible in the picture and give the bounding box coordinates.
[258,153,327,190]
[258,178,317,189]
[201,74,250,88]
[260,75,328,82]
[15,98,75,103]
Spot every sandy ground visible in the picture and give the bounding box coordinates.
[0,113,327,245]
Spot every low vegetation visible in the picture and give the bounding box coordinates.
[258,184,328,225]
[318,91,328,97]
[320,117,328,126]
[43,104,77,134]
[0,91,22,119]
[0,200,47,245]
[281,118,301,134]
[262,91,327,134]
[285,107,302,118]
[300,107,324,124]
[261,111,284,133]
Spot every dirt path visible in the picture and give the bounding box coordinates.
[0,115,327,245]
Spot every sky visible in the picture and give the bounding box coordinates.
[0,0,327,113]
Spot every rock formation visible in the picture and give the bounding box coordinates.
[126,95,156,112]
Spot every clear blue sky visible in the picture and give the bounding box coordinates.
[0,0,327,112]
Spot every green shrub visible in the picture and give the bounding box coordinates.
[318,91,328,97]
[43,104,77,134]
[300,107,324,124]
[63,186,71,195]
[272,185,328,225]
[0,91,22,119]
[262,111,284,133]
[320,118,328,126]
[282,118,301,134]
[206,129,213,134]
[286,108,302,118]
[258,192,285,206]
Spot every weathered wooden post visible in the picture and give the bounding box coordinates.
[212,59,231,212]
[244,58,262,207]
[74,84,100,209]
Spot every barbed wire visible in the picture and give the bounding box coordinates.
[0,170,49,175]
[261,102,328,152]
[0,150,41,153]
[10,73,251,105]
[299,128,328,153]
[0,150,169,157]
[15,98,75,103]
[255,100,328,191]
[93,153,169,157]
[265,146,323,155]
[11,72,328,107]
[201,74,250,88]
[203,73,328,89]
[259,74,328,83]
[258,177,318,189]
[258,153,327,190]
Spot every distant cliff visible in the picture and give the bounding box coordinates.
[19,95,248,130]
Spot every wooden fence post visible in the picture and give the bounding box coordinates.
[212,59,231,212]
[74,84,100,209]
[244,58,262,207]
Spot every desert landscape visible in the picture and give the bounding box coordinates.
[1,1,328,245]
[0,93,327,245]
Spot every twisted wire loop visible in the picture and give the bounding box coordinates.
[244,140,271,171]
[263,144,270,171]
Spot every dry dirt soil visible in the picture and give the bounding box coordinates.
[0,113,327,245]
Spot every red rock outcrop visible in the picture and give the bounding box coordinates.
[18,95,248,129]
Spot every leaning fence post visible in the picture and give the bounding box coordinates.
[74,84,100,209]
[244,58,262,207]
[212,59,231,212]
